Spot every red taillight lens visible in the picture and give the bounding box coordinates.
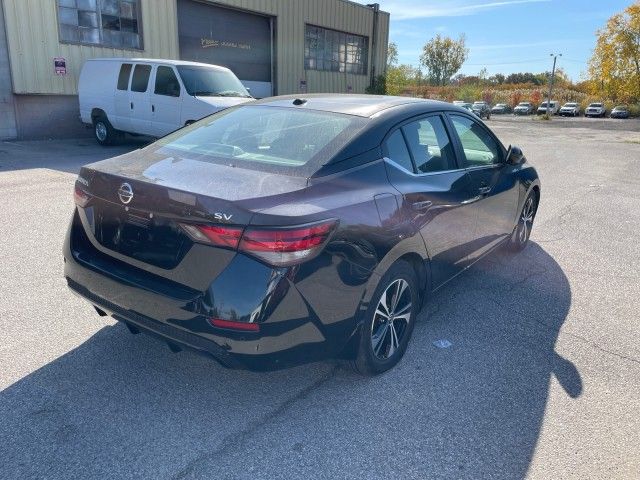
[180,224,243,249]
[181,219,337,266]
[74,185,91,207]
[208,318,260,332]
[239,220,337,266]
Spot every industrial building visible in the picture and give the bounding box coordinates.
[0,0,389,139]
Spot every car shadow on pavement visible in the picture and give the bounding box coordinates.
[0,137,150,174]
[0,242,579,479]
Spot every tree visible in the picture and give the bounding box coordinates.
[530,89,543,106]
[387,42,398,68]
[420,34,469,86]
[386,64,418,95]
[588,2,640,102]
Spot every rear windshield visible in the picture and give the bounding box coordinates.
[155,105,367,176]
[590,103,603,107]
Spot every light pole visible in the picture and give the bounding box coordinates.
[546,53,562,117]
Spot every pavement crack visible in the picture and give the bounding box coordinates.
[172,364,341,479]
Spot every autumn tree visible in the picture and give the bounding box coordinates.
[588,2,640,102]
[420,34,469,86]
[386,64,418,95]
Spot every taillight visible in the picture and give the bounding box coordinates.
[180,219,337,266]
[74,185,91,207]
[180,224,243,249]
[240,220,337,266]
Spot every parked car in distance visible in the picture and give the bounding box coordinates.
[536,101,560,115]
[472,101,491,119]
[559,102,581,117]
[452,100,466,106]
[585,103,606,118]
[491,103,511,114]
[65,95,540,375]
[79,58,253,145]
[610,105,630,119]
[513,102,534,115]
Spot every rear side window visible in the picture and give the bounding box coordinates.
[117,63,132,90]
[154,66,181,97]
[383,130,413,172]
[402,116,457,173]
[131,64,152,92]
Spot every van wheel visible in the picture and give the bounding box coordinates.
[352,261,419,375]
[93,115,120,146]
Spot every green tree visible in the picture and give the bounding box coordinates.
[419,34,469,86]
[588,2,640,102]
[386,64,418,95]
[387,42,398,68]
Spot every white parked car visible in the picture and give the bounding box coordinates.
[513,102,534,115]
[585,103,606,118]
[559,102,581,117]
[79,58,254,145]
[537,101,560,115]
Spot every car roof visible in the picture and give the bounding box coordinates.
[251,94,454,118]
[86,57,232,71]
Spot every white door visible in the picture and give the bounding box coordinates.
[128,63,154,136]
[150,65,184,137]
[114,63,133,131]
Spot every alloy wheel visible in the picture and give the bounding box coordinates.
[518,196,535,243]
[95,121,108,142]
[370,278,412,360]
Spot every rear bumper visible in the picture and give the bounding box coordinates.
[63,211,363,371]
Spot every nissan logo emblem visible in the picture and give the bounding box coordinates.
[117,182,134,204]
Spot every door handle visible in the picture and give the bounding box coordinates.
[479,186,492,195]
[412,200,433,211]
[130,102,134,110]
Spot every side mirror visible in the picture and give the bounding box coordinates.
[507,145,525,165]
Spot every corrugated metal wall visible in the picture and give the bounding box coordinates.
[2,0,388,95]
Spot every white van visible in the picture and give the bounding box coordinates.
[79,58,253,145]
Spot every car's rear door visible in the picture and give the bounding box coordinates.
[447,113,519,261]
[383,113,479,288]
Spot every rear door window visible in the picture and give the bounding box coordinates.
[154,66,181,97]
[131,64,152,93]
[383,130,414,172]
[402,116,457,173]
[117,63,132,90]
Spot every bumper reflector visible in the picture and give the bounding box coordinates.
[208,318,260,332]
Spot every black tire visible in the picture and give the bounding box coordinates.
[353,261,419,375]
[92,115,120,146]
[507,191,538,252]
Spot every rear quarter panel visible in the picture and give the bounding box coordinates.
[78,60,119,125]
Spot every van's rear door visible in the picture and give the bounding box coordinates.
[128,63,155,136]
[114,62,133,132]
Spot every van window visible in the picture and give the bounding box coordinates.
[154,66,181,97]
[131,64,151,92]
[117,63,132,90]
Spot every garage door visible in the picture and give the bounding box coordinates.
[177,0,273,98]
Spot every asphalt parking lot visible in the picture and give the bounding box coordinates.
[1,116,639,479]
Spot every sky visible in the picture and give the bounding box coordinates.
[354,0,635,81]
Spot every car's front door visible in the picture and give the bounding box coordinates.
[448,114,520,261]
[383,114,479,288]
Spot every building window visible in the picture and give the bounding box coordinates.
[57,0,143,49]
[304,25,368,75]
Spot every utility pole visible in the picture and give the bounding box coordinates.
[546,53,562,117]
